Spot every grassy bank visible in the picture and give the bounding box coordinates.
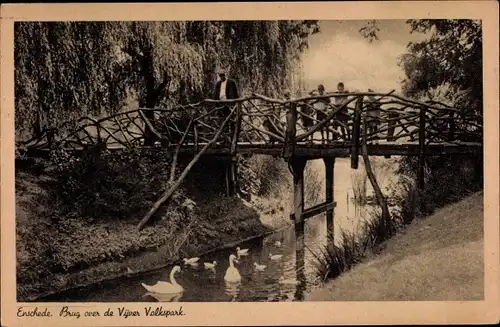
[307,191,484,301]
[309,155,483,298]
[16,150,318,301]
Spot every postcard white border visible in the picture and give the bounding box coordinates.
[1,2,499,326]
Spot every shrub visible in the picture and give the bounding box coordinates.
[350,168,368,204]
[46,144,185,223]
[312,230,365,281]
[239,155,289,197]
[397,155,482,216]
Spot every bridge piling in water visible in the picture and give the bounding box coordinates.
[324,157,336,241]
[290,157,308,225]
[289,155,338,246]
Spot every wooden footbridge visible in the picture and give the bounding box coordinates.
[17,91,482,231]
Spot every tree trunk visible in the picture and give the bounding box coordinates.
[138,51,171,146]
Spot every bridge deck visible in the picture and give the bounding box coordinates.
[23,141,481,159]
[18,93,482,161]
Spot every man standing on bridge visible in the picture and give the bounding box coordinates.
[309,84,332,144]
[333,82,351,141]
[213,70,240,143]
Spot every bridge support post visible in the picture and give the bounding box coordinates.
[283,102,298,160]
[225,157,238,197]
[290,157,308,224]
[351,96,363,169]
[226,103,243,197]
[324,157,336,241]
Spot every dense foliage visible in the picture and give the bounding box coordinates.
[401,19,482,117]
[15,22,129,139]
[398,19,483,205]
[47,146,186,223]
[15,21,319,140]
[359,19,483,212]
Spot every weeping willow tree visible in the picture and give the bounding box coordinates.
[174,20,318,100]
[14,20,319,142]
[14,22,129,141]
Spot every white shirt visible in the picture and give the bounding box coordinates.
[313,101,326,111]
[219,80,227,100]
[334,90,349,105]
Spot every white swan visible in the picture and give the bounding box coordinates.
[269,253,283,260]
[141,266,183,294]
[224,254,241,282]
[253,262,267,271]
[183,257,200,265]
[236,247,249,257]
[279,276,299,285]
[204,261,217,269]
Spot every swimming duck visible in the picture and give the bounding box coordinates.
[224,254,241,283]
[274,240,282,247]
[253,262,267,271]
[269,253,283,260]
[204,261,217,269]
[183,257,200,265]
[141,265,183,294]
[236,247,249,258]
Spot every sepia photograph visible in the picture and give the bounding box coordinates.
[1,1,499,326]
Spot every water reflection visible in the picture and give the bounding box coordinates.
[224,281,241,301]
[294,224,306,301]
[146,292,183,302]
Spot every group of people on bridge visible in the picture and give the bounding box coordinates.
[212,70,385,145]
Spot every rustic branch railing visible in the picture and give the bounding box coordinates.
[16,92,482,158]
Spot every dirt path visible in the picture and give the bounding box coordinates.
[306,191,484,301]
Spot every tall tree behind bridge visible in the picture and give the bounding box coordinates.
[14,20,319,141]
[358,19,483,212]
[399,19,483,210]
[400,19,482,122]
[14,22,129,141]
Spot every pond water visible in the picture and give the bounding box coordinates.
[41,158,398,302]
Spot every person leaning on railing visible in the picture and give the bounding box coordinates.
[309,84,331,144]
[298,101,315,143]
[213,69,239,144]
[262,91,287,145]
[332,82,351,141]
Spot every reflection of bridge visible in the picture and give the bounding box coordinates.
[17,92,482,231]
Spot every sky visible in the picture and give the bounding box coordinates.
[301,20,430,93]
